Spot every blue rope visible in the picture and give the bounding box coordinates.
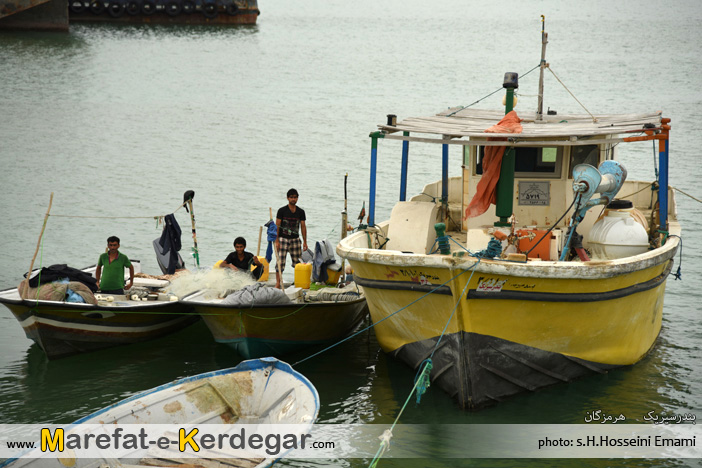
[669,235,683,280]
[473,238,502,259]
[414,359,433,404]
[437,236,451,255]
[368,265,478,467]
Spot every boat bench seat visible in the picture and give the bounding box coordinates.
[386,201,441,254]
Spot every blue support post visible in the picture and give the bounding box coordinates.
[442,143,449,205]
[658,137,669,234]
[369,132,380,227]
[400,131,410,201]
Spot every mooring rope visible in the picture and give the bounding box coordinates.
[291,267,473,367]
[673,186,702,204]
[368,265,478,467]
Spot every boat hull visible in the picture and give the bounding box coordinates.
[195,299,369,359]
[67,0,259,24]
[1,358,319,468]
[342,236,677,409]
[0,294,198,359]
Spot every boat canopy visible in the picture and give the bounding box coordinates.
[378,108,664,145]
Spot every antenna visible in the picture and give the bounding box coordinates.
[536,15,549,121]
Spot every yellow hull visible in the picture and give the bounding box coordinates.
[356,260,668,366]
[342,236,678,409]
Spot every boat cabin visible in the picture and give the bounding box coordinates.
[363,107,674,262]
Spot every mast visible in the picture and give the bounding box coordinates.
[536,15,548,121]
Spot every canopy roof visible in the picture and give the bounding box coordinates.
[377,108,663,145]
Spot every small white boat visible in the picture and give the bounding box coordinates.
[1,358,319,468]
[0,261,198,359]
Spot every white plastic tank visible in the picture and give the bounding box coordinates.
[587,200,650,260]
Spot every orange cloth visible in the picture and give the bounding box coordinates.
[464,110,523,219]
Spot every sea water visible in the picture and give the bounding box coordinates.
[0,1,701,466]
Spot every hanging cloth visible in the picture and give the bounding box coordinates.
[155,213,184,274]
[264,220,278,263]
[464,110,523,218]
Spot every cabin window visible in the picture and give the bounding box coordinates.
[569,144,599,177]
[475,146,562,178]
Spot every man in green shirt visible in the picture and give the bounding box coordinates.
[95,236,134,294]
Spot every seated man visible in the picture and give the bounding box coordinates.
[220,237,263,280]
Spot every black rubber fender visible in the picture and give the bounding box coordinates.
[225,0,237,15]
[69,0,86,13]
[125,0,140,14]
[89,0,106,14]
[201,0,217,18]
[141,0,156,15]
[181,0,194,13]
[164,0,181,15]
[107,0,126,17]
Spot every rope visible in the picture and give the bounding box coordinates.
[668,235,683,280]
[473,238,502,259]
[618,182,654,200]
[47,200,189,220]
[546,66,597,123]
[292,267,473,367]
[368,363,427,468]
[368,267,477,467]
[50,215,162,219]
[673,186,702,204]
[445,63,541,116]
[559,194,583,261]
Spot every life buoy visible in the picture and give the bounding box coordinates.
[201,1,217,18]
[89,0,105,14]
[141,0,156,14]
[225,0,238,15]
[107,0,125,17]
[181,0,194,13]
[165,0,181,15]
[125,0,140,14]
[69,0,86,13]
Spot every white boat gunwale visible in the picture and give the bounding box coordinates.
[72,357,320,425]
[338,227,679,280]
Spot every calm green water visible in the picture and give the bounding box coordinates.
[1,0,701,466]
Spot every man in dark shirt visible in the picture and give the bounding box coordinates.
[221,237,263,280]
[275,188,307,288]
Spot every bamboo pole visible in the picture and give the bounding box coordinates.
[340,174,348,284]
[187,199,200,268]
[23,193,53,299]
[256,225,263,256]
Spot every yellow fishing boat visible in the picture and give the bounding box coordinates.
[337,27,680,409]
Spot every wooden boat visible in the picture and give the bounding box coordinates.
[0,261,198,359]
[183,283,368,359]
[337,29,681,409]
[1,358,319,468]
[67,0,260,25]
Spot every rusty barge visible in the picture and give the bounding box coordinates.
[68,0,259,24]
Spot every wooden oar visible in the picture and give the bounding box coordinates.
[23,193,53,299]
